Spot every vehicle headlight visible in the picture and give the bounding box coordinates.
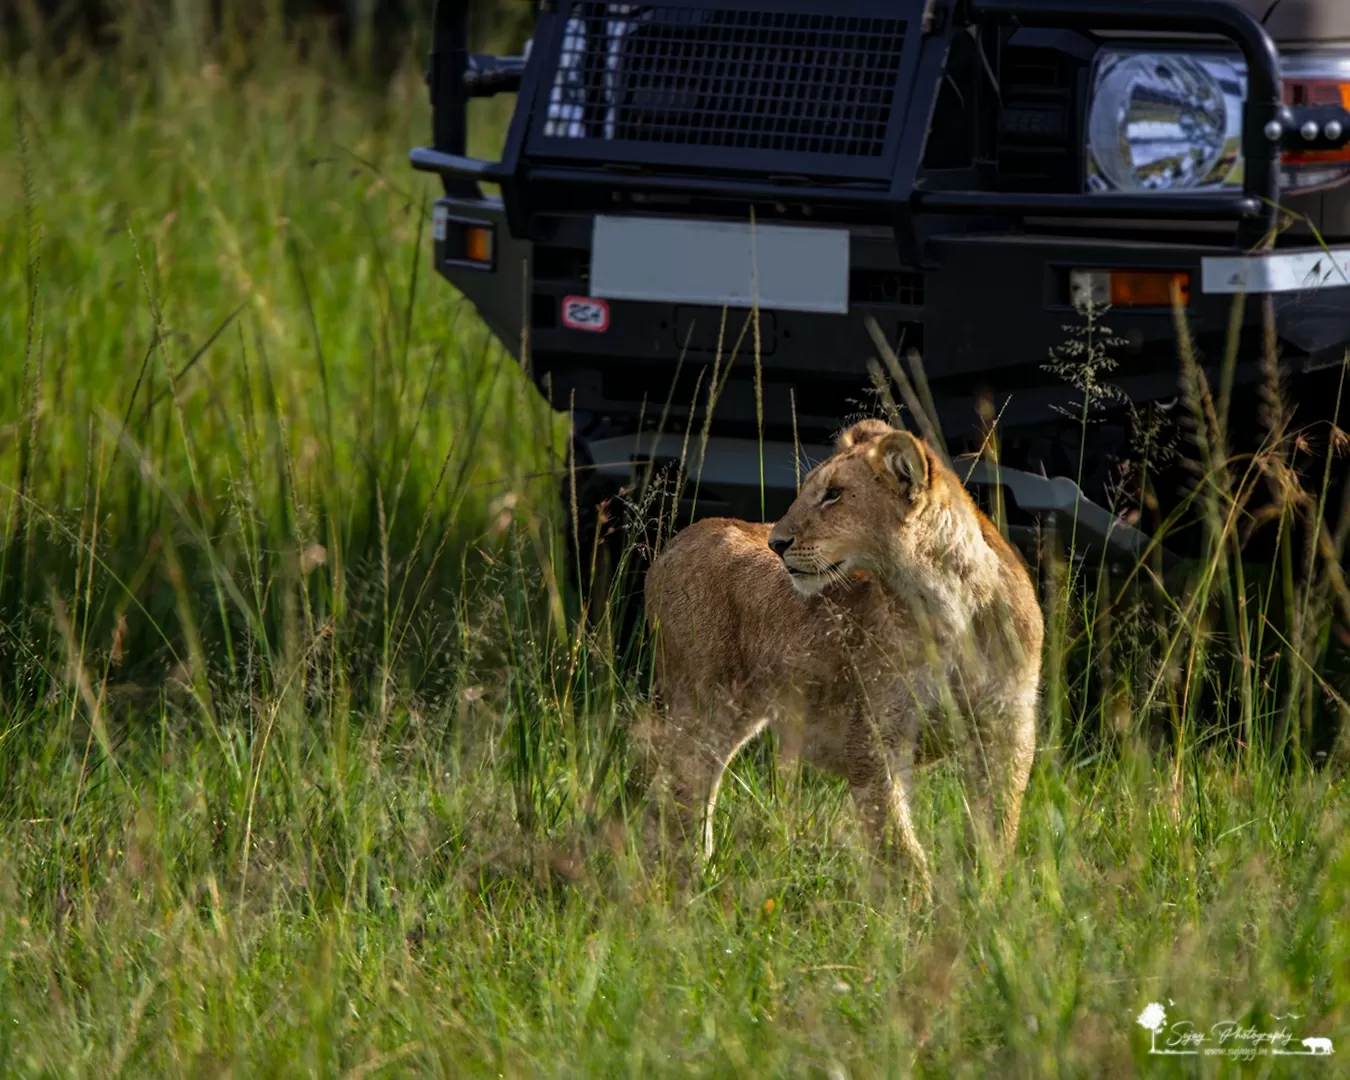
[1086,48,1350,195]
[1087,52,1243,193]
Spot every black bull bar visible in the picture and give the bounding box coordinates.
[406,0,1342,254]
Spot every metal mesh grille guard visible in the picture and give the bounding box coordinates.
[542,4,908,158]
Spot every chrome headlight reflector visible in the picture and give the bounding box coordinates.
[1086,48,1350,195]
[1087,52,1243,193]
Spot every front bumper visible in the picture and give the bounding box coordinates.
[923,231,1350,399]
[433,194,1350,445]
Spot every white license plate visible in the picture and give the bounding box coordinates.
[588,215,850,315]
[1202,247,1350,294]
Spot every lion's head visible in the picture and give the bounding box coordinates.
[766,419,948,596]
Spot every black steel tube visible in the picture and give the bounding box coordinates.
[522,166,896,206]
[915,191,1261,220]
[429,0,476,196]
[465,54,526,96]
[410,147,512,182]
[971,0,1283,238]
[518,167,1261,221]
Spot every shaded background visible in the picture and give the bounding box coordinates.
[4,0,535,80]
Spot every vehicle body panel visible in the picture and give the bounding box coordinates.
[1264,0,1350,42]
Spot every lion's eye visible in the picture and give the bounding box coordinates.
[821,486,843,506]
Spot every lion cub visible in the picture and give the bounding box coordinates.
[640,420,1043,887]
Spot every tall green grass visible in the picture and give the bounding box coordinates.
[1,18,1348,1077]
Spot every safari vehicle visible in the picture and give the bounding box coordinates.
[410,0,1350,580]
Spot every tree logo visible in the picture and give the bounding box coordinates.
[1137,1003,1167,1054]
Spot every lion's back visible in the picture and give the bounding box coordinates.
[645,517,806,696]
[644,517,780,628]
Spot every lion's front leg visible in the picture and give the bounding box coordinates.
[845,708,931,899]
[955,686,1036,873]
[994,686,1037,852]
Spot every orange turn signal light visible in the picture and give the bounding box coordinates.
[439,216,496,270]
[1282,80,1350,166]
[464,224,494,265]
[1111,270,1190,308]
[1070,269,1191,310]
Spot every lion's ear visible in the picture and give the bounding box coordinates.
[834,418,896,453]
[872,431,930,494]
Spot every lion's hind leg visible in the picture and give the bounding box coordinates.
[642,691,770,871]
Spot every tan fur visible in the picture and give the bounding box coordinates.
[640,420,1044,890]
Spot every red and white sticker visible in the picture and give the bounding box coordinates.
[561,295,610,333]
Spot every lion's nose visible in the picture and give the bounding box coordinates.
[768,536,794,559]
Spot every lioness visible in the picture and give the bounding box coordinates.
[640,419,1043,887]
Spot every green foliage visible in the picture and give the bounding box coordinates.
[0,18,1347,1078]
